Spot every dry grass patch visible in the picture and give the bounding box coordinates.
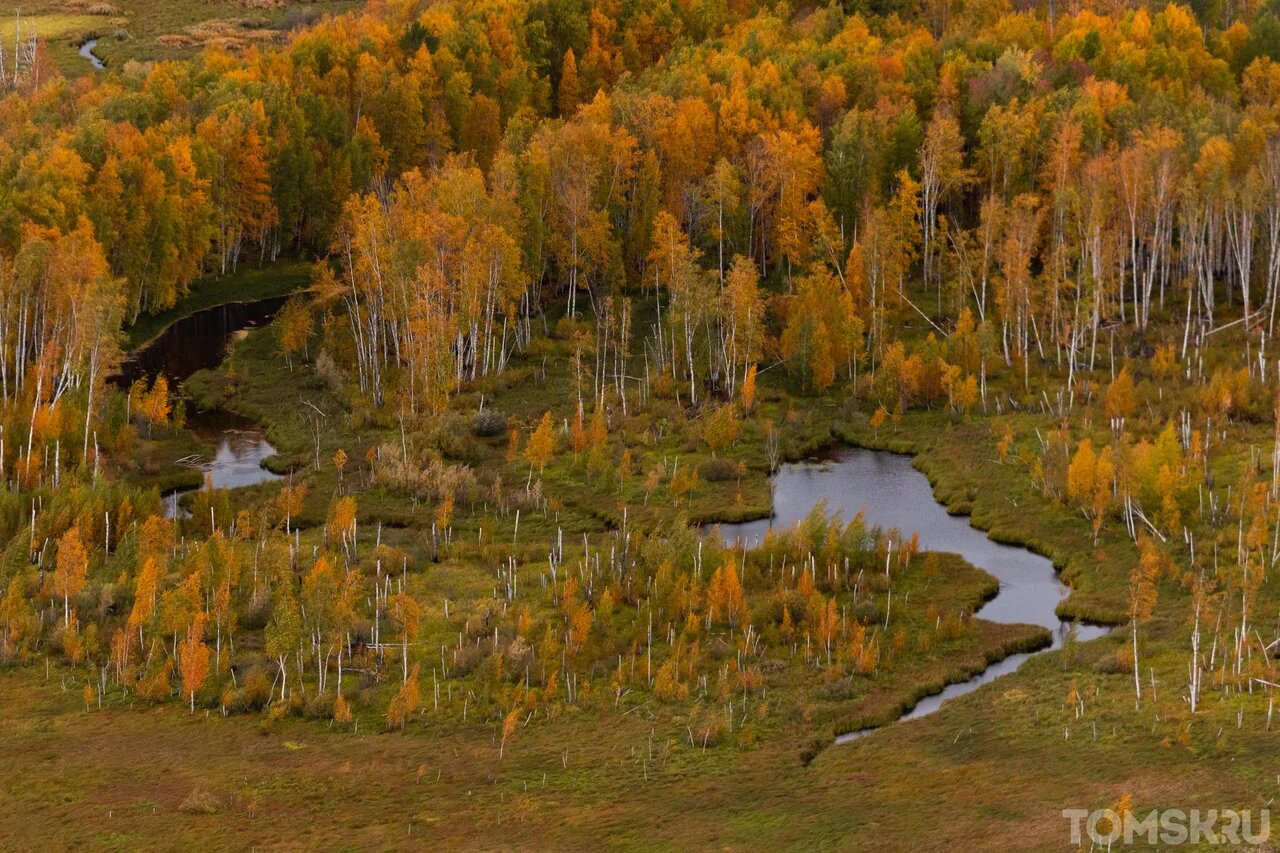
[62,0,120,14]
[177,788,222,815]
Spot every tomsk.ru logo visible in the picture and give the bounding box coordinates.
[1063,806,1270,846]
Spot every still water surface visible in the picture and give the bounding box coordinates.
[714,447,1110,739]
[117,299,287,515]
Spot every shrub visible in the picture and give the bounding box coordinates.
[689,704,726,748]
[451,643,487,677]
[432,414,483,462]
[229,667,272,712]
[178,789,221,815]
[313,349,344,392]
[304,691,335,720]
[240,595,272,630]
[799,734,834,766]
[698,457,742,482]
[850,600,881,625]
[470,409,508,437]
[818,677,859,701]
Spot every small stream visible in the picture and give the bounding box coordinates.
[714,447,1110,741]
[116,299,287,514]
[79,39,104,70]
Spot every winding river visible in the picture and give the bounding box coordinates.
[79,39,104,70]
[116,299,287,513]
[715,448,1111,741]
[122,296,1107,732]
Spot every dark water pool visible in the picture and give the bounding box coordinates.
[116,298,286,387]
[117,299,287,514]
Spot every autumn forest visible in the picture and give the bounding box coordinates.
[3,0,1280,847]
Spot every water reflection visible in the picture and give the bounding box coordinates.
[116,298,286,387]
[184,409,283,491]
[714,446,1111,738]
[79,39,104,70]
[115,298,288,515]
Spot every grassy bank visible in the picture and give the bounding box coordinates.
[0,618,1271,851]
